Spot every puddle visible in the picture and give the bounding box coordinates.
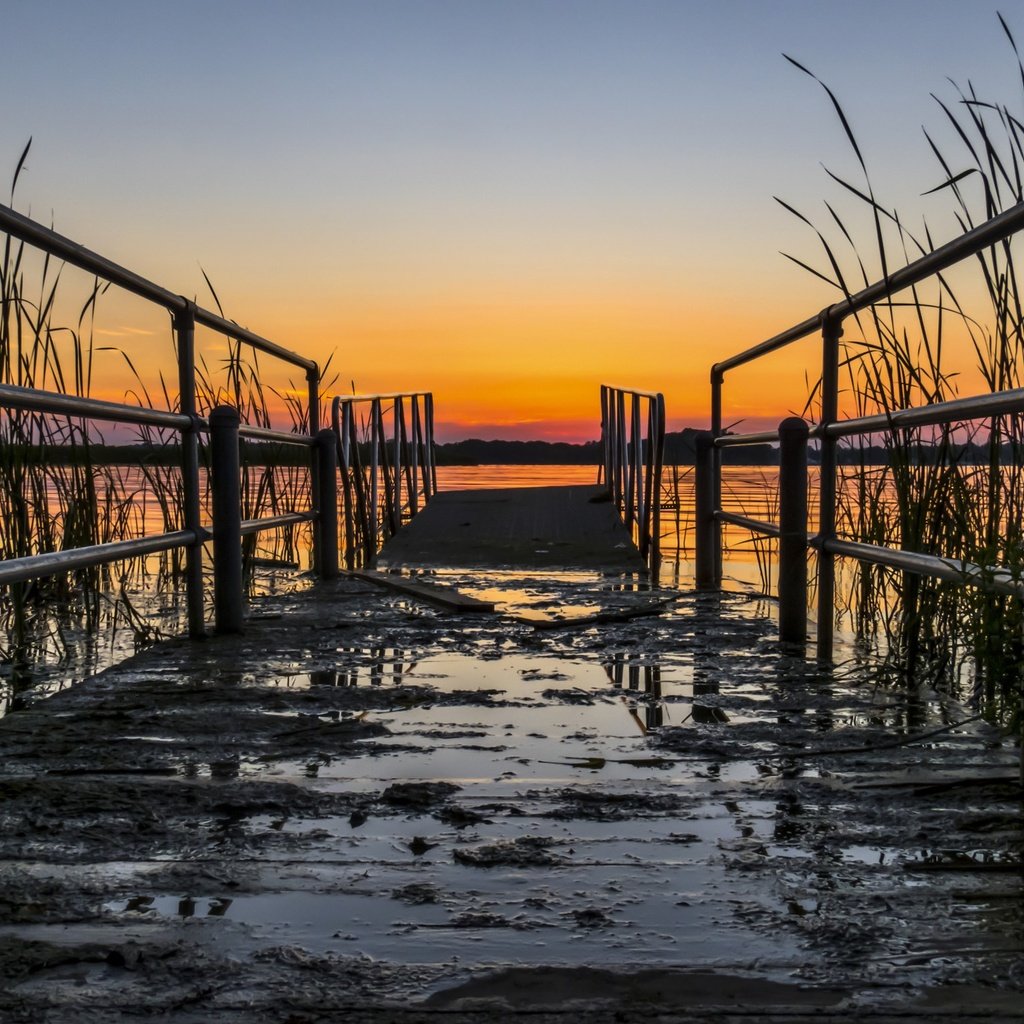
[101,877,801,966]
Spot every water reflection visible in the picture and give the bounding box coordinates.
[273,648,419,688]
[604,654,663,731]
[117,895,234,918]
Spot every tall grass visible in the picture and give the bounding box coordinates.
[784,16,1024,728]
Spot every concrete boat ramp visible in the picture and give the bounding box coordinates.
[1,569,1022,1022]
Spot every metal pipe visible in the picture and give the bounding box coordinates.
[0,202,317,372]
[410,395,421,516]
[209,406,244,634]
[710,368,724,585]
[714,198,1024,376]
[822,537,1024,599]
[777,417,809,647]
[716,510,781,538]
[237,424,316,446]
[240,512,316,537]
[600,384,664,400]
[650,393,665,575]
[0,382,193,430]
[715,429,782,447]
[0,530,202,586]
[816,317,843,662]
[334,390,432,403]
[822,387,1024,437]
[315,428,339,579]
[173,307,206,638]
[694,433,716,588]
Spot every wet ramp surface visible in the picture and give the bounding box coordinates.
[376,485,645,571]
[0,572,1021,1022]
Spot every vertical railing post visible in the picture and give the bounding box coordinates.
[307,365,322,575]
[817,313,843,662]
[209,405,243,634]
[391,398,402,534]
[695,432,717,590]
[370,398,381,548]
[600,385,611,488]
[650,393,665,574]
[616,390,627,506]
[336,399,356,570]
[425,393,436,497]
[710,366,724,586]
[174,304,205,638]
[778,417,809,647]
[316,428,339,580]
[631,393,643,539]
[410,395,421,515]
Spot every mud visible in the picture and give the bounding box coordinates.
[0,570,1022,1021]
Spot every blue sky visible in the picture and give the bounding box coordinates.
[3,1,1021,436]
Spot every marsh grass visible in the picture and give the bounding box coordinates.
[785,16,1024,727]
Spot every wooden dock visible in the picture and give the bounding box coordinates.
[375,484,645,572]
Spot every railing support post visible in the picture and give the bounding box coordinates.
[778,417,809,647]
[316,428,339,580]
[174,306,205,638]
[209,406,243,634]
[695,431,717,590]
[816,315,843,662]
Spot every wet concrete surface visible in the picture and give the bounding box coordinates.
[0,570,1022,1022]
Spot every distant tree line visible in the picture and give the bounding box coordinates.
[7,433,1019,468]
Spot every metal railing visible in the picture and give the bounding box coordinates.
[701,198,1024,659]
[0,202,331,636]
[331,391,436,568]
[600,384,666,568]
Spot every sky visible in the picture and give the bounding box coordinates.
[3,1,1022,441]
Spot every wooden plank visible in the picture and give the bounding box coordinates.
[347,569,496,613]
[376,485,645,572]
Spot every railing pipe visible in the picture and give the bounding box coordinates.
[710,367,724,585]
[0,382,192,430]
[315,428,339,580]
[209,406,244,634]
[694,432,716,589]
[0,530,203,587]
[0,204,317,373]
[174,306,205,638]
[410,396,421,515]
[777,417,809,646]
[816,316,843,662]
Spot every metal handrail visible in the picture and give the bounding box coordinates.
[705,197,1024,660]
[0,204,317,374]
[600,384,665,568]
[0,530,203,587]
[237,424,317,446]
[331,392,436,568]
[0,202,334,637]
[715,428,781,448]
[713,199,1024,376]
[0,382,195,431]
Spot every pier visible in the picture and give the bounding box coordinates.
[2,194,1024,1022]
[375,485,643,571]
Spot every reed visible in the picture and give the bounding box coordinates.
[784,17,1024,727]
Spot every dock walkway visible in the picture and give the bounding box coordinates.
[376,484,644,572]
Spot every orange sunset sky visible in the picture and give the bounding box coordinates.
[4,1,1020,442]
